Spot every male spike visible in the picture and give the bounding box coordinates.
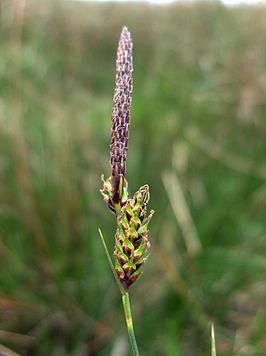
[101,27,133,214]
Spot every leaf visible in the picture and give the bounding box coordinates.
[98,228,125,295]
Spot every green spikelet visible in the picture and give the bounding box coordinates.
[114,185,154,290]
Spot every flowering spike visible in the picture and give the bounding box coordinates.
[101,27,154,291]
[110,27,133,204]
[101,27,133,213]
[114,185,154,290]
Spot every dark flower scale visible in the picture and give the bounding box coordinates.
[110,27,133,204]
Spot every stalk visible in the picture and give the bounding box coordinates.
[100,27,153,355]
[211,323,216,356]
[98,229,140,355]
[121,291,140,356]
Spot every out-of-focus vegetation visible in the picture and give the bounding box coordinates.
[0,0,266,354]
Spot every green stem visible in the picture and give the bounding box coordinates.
[211,323,216,356]
[98,228,140,355]
[122,291,140,356]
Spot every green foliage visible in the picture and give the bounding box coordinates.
[0,1,266,354]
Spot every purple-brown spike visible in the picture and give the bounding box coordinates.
[110,27,133,204]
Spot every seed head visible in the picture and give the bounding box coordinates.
[114,185,154,290]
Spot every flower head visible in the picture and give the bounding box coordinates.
[110,27,133,204]
[100,27,154,290]
[114,185,154,290]
[101,27,133,213]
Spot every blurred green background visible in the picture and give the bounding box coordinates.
[0,0,266,355]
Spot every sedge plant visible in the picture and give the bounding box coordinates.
[100,27,154,355]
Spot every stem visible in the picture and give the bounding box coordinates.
[211,323,216,356]
[122,291,140,356]
[98,229,140,355]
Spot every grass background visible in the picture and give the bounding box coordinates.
[0,0,266,355]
